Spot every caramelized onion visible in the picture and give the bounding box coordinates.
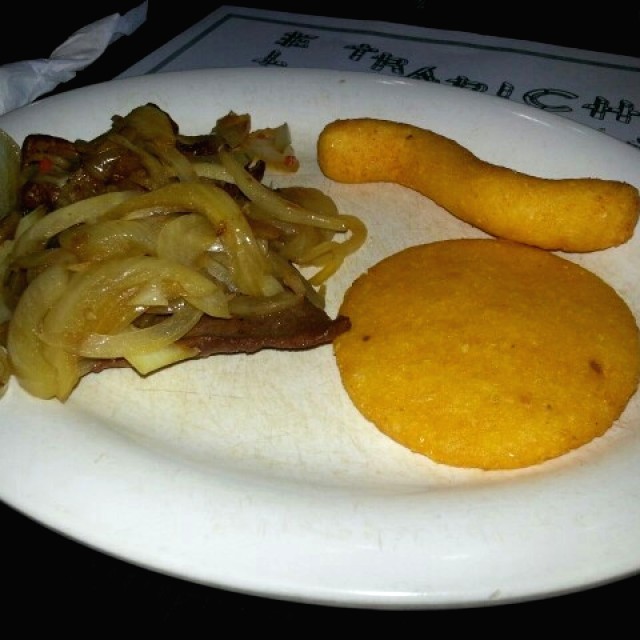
[78,300,202,359]
[7,265,71,399]
[11,191,138,259]
[0,105,367,401]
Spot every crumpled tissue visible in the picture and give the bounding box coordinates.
[0,1,148,116]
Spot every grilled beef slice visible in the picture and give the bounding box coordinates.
[89,297,350,374]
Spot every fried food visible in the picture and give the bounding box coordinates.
[333,239,640,470]
[317,118,640,253]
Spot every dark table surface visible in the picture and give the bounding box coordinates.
[2,1,639,626]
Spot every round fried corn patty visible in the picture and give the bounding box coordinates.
[334,239,640,470]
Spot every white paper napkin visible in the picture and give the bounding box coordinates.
[0,1,148,116]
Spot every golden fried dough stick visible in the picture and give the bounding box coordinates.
[317,118,640,253]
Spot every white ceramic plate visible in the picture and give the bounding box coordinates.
[1,68,639,609]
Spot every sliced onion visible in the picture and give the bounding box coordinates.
[58,218,163,261]
[105,183,280,297]
[219,149,347,231]
[125,342,199,375]
[156,214,220,267]
[192,161,233,182]
[11,191,139,259]
[241,123,299,172]
[40,256,227,351]
[2,107,369,401]
[228,291,301,317]
[78,300,202,358]
[7,265,71,399]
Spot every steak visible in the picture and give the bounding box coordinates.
[9,105,355,387]
[89,297,350,373]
